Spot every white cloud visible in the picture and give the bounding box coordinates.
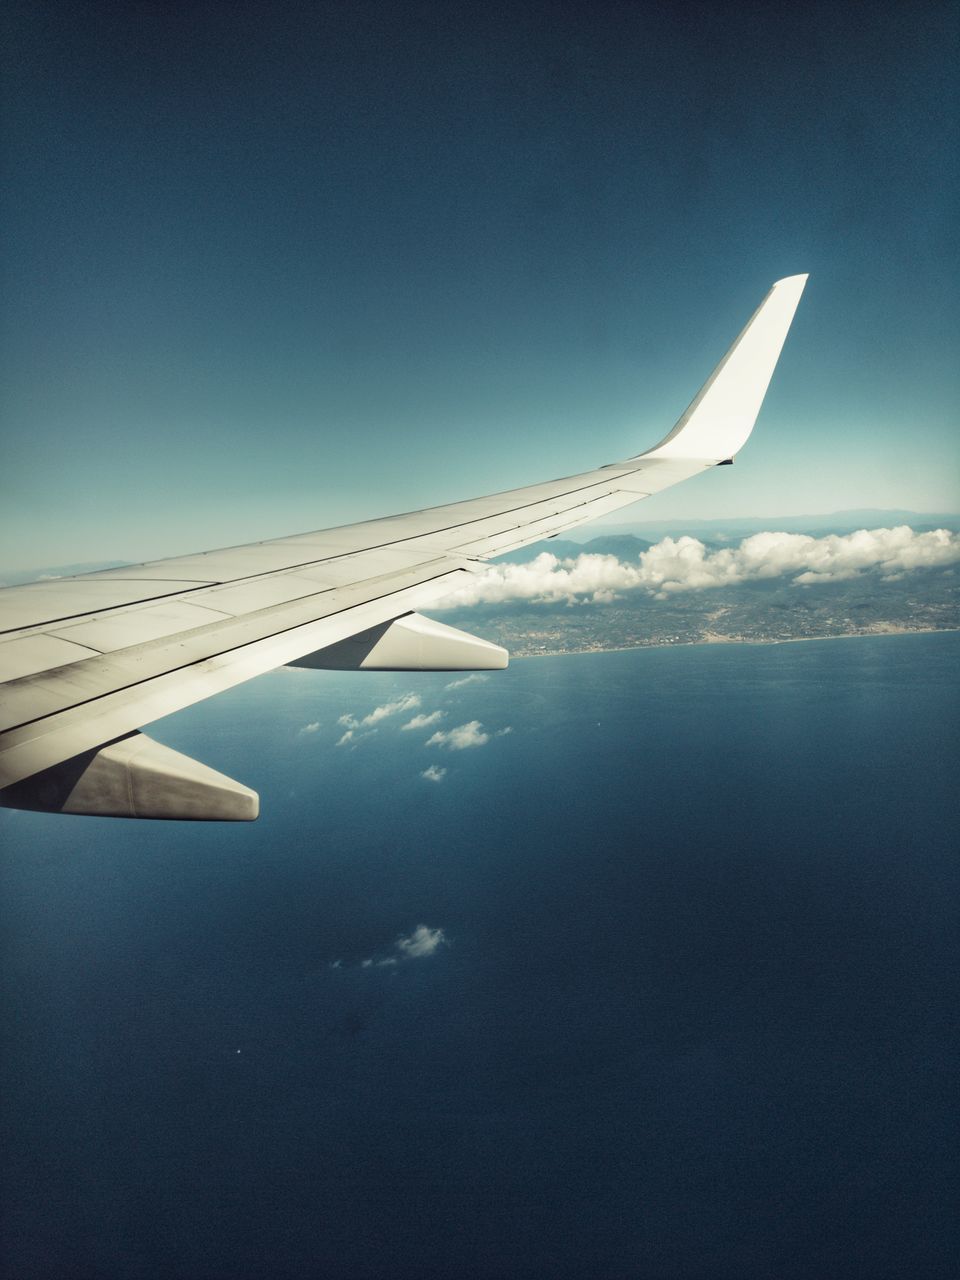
[298,721,321,735]
[445,673,489,690]
[421,764,447,782]
[336,727,377,748]
[344,923,449,970]
[396,925,446,958]
[360,692,420,725]
[434,528,960,604]
[402,711,444,731]
[426,720,490,750]
[495,726,513,737]
[338,693,422,739]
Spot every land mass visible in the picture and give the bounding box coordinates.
[435,532,959,657]
[5,517,957,659]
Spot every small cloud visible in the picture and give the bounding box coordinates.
[338,693,421,734]
[495,726,513,737]
[426,720,490,750]
[336,728,377,748]
[421,765,447,782]
[335,925,449,971]
[360,692,420,726]
[298,721,321,735]
[396,925,447,958]
[445,673,489,691]
[402,711,444,731]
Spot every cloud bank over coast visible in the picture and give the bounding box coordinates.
[437,527,959,607]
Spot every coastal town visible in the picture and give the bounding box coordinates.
[436,552,958,658]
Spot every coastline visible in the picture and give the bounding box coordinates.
[509,625,960,661]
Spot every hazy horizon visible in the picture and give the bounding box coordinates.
[2,4,957,569]
[3,507,960,581]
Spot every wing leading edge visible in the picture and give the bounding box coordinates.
[0,275,807,819]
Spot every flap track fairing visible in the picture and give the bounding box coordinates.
[0,732,259,821]
[288,611,508,671]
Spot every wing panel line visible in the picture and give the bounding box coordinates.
[0,559,466,739]
[0,569,469,789]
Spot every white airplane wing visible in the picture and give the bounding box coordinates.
[0,275,807,820]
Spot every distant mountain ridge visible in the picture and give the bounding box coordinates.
[494,512,960,566]
[495,535,654,565]
[560,510,960,544]
[3,513,957,585]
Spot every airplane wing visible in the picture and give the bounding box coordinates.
[0,275,807,820]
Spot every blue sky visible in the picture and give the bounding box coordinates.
[2,1,957,572]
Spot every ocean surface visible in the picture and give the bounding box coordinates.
[1,633,957,1280]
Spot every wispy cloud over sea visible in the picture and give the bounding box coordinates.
[445,674,489,690]
[330,925,448,970]
[402,711,444,731]
[426,721,490,750]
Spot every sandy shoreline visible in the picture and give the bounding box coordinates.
[510,626,959,660]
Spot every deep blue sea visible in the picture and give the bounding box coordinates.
[2,633,957,1280]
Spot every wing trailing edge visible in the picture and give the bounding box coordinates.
[0,275,808,819]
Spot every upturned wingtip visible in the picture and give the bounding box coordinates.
[773,273,809,289]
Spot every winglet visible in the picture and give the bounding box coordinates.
[639,273,808,463]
